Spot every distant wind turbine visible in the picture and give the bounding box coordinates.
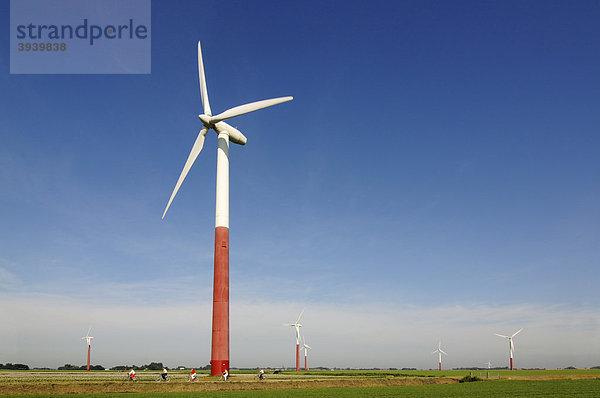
[81,327,94,371]
[162,41,292,376]
[431,340,447,371]
[486,360,492,369]
[302,336,312,371]
[283,309,305,371]
[495,328,522,370]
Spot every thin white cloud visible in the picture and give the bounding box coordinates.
[1,292,598,370]
[0,264,21,290]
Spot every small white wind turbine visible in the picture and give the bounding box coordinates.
[301,336,312,371]
[162,41,292,376]
[485,360,492,369]
[283,309,305,372]
[81,327,94,371]
[431,340,447,371]
[495,328,522,370]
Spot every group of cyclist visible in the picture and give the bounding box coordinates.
[126,367,265,381]
[127,367,169,381]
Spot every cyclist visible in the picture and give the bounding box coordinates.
[222,369,228,381]
[128,368,136,381]
[189,368,197,381]
[258,368,264,380]
[161,367,168,381]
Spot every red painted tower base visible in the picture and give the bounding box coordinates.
[439,362,441,371]
[86,346,90,371]
[305,356,307,371]
[210,226,230,376]
[296,344,300,371]
[510,357,513,370]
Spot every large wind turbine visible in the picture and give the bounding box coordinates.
[495,328,522,370]
[162,41,292,376]
[81,327,93,371]
[283,309,304,371]
[431,340,447,371]
[302,336,312,371]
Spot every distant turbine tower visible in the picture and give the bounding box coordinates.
[283,309,305,371]
[431,340,447,371]
[162,41,292,376]
[495,328,522,370]
[302,336,312,371]
[486,360,492,369]
[81,327,94,371]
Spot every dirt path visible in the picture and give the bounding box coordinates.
[0,377,458,395]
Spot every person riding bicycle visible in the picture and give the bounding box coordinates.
[258,368,264,380]
[161,367,168,381]
[189,368,197,380]
[222,369,228,381]
[128,368,136,381]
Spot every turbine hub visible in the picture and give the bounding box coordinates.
[198,114,212,126]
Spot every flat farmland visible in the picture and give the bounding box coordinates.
[1,369,599,397]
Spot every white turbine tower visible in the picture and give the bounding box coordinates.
[485,360,492,369]
[162,41,292,376]
[431,340,447,371]
[283,309,304,372]
[301,336,312,371]
[495,328,522,370]
[81,327,94,371]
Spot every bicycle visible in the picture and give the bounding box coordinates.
[187,374,200,382]
[155,374,170,382]
[218,374,230,381]
[255,373,265,381]
[123,373,137,382]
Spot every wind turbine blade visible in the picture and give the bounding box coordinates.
[305,344,312,349]
[440,349,448,355]
[86,327,91,337]
[511,328,523,338]
[210,96,293,123]
[162,127,208,219]
[495,333,509,338]
[197,41,211,116]
[295,308,305,324]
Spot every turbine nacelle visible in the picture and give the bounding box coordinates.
[215,122,247,145]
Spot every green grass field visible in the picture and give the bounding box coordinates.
[2,379,600,398]
[292,368,600,377]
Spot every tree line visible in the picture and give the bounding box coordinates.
[110,362,166,371]
[110,363,211,371]
[1,362,211,371]
[57,364,105,370]
[0,363,29,370]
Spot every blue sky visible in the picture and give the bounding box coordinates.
[1,0,599,369]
